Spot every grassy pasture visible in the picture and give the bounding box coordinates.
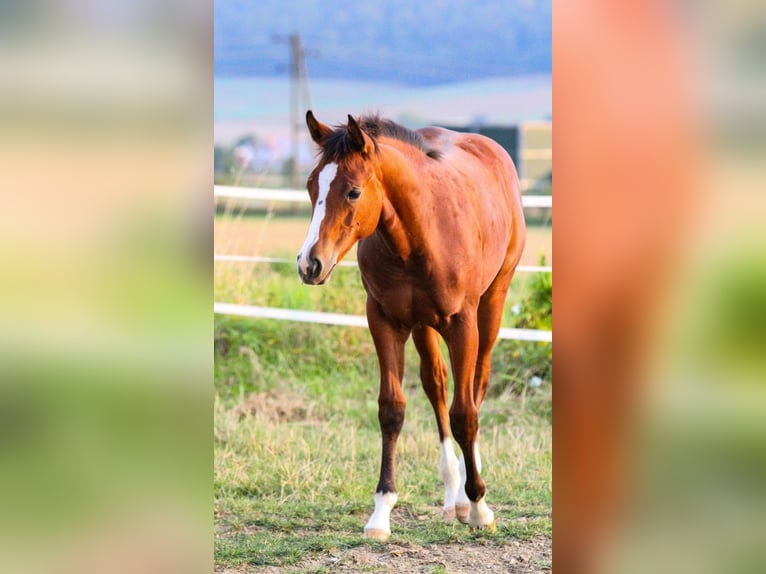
[214,213,552,571]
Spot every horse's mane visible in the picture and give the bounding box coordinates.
[321,114,442,162]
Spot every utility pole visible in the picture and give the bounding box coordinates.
[276,32,313,189]
[289,34,301,189]
[288,33,313,189]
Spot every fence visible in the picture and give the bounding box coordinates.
[214,185,553,208]
[214,186,552,343]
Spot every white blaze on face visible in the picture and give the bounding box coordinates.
[298,162,338,275]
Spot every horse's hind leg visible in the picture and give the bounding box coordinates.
[475,274,513,407]
[413,325,460,521]
[445,309,496,532]
[457,270,516,524]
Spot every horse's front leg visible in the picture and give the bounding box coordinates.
[412,324,461,521]
[364,298,410,541]
[445,310,496,532]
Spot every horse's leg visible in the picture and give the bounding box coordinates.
[453,276,515,521]
[475,272,514,408]
[364,298,409,541]
[412,325,460,521]
[445,309,496,531]
[459,269,517,521]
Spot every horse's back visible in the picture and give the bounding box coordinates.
[419,126,515,172]
[419,126,526,289]
[419,126,521,211]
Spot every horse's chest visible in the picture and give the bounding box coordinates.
[360,264,457,328]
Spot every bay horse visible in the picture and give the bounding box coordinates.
[297,111,526,540]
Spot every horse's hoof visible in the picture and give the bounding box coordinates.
[364,528,391,541]
[442,506,456,522]
[469,519,497,534]
[455,504,470,523]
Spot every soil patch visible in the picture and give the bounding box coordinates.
[218,536,551,573]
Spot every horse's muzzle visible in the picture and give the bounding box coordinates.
[298,254,325,285]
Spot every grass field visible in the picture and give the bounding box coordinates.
[214,212,552,572]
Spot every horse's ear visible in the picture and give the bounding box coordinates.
[306,110,332,143]
[347,114,372,153]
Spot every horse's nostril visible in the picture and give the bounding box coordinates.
[311,257,323,278]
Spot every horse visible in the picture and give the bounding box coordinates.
[297,110,526,540]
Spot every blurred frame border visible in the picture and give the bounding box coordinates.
[554,1,766,573]
[2,0,765,572]
[0,1,213,573]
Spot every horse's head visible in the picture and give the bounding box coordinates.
[297,111,384,285]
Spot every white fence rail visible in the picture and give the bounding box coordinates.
[214,303,552,343]
[214,185,552,208]
[214,185,552,344]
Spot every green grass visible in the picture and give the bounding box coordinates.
[214,386,551,568]
[214,257,551,569]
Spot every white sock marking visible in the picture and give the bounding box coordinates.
[468,496,495,528]
[440,439,460,510]
[298,162,337,274]
[364,492,398,534]
[457,454,469,506]
[474,442,482,473]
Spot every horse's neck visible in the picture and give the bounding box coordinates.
[374,145,432,261]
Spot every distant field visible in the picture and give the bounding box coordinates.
[214,213,551,267]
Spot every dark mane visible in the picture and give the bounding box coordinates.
[320,114,442,162]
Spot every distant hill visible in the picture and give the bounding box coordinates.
[214,75,551,149]
[214,0,551,86]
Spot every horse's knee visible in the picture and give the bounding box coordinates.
[378,399,406,434]
[449,404,478,445]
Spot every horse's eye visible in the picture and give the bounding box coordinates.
[347,187,362,200]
